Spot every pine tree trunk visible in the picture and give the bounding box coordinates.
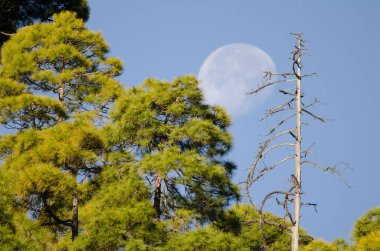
[71,191,79,240]
[292,33,302,251]
[58,85,64,122]
[153,175,162,219]
[58,86,64,101]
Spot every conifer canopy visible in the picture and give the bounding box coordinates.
[108,76,239,224]
[0,11,124,129]
[0,0,89,47]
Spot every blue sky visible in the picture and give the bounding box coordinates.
[87,0,380,242]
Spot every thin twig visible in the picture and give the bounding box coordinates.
[248,79,297,95]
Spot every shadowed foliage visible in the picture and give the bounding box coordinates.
[0,0,89,47]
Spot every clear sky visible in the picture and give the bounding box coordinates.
[87,0,380,242]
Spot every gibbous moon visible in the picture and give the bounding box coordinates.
[198,44,276,117]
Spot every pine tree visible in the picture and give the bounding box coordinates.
[161,204,314,251]
[0,78,66,130]
[68,164,164,250]
[354,207,380,239]
[107,76,239,225]
[0,11,124,241]
[0,11,123,123]
[0,170,16,249]
[1,119,104,240]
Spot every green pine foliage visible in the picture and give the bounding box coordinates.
[356,230,380,251]
[352,206,380,250]
[107,76,239,225]
[161,227,248,251]
[0,11,126,244]
[0,171,57,250]
[231,204,293,250]
[0,11,124,122]
[0,171,16,249]
[300,240,338,251]
[353,206,380,241]
[161,204,313,251]
[67,165,165,250]
[230,205,313,250]
[1,7,379,251]
[0,78,66,130]
[1,119,104,234]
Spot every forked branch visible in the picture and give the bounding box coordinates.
[301,160,351,188]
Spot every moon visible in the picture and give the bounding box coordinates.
[198,43,276,117]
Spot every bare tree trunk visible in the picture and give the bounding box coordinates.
[247,33,344,251]
[71,190,78,240]
[153,175,162,219]
[292,33,302,251]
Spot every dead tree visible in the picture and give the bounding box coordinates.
[246,33,348,251]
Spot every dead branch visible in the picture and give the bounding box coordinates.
[255,131,295,164]
[247,78,297,95]
[267,114,296,135]
[263,71,295,79]
[301,73,317,78]
[301,143,315,158]
[246,34,344,251]
[260,189,294,217]
[244,182,257,210]
[263,129,296,146]
[279,89,299,96]
[283,186,296,224]
[301,109,326,122]
[302,98,320,109]
[258,189,293,248]
[261,143,295,158]
[301,202,318,212]
[249,155,295,184]
[247,129,296,189]
[243,218,289,229]
[261,98,295,121]
[301,160,351,188]
[0,31,14,36]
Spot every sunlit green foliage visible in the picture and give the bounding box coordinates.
[162,226,247,251]
[0,171,16,249]
[231,204,313,251]
[353,206,380,241]
[232,204,293,250]
[352,206,380,250]
[1,119,104,235]
[300,239,338,251]
[1,6,378,251]
[331,238,354,251]
[0,11,124,125]
[160,204,314,251]
[0,78,66,130]
[66,165,165,250]
[356,230,380,251]
[108,76,239,224]
[0,11,126,242]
